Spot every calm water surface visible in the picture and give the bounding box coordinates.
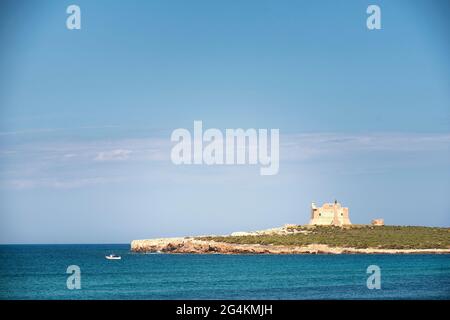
[0,244,449,299]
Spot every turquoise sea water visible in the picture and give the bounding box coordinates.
[0,244,449,300]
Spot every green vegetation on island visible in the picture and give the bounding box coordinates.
[199,225,450,249]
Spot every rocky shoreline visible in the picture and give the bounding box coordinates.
[131,224,450,254]
[130,237,450,255]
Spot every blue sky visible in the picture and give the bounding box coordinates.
[0,0,449,243]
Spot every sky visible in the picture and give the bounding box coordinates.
[0,0,449,244]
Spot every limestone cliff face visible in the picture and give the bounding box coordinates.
[130,237,341,254]
[130,237,450,255]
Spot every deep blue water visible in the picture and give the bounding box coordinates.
[0,244,449,299]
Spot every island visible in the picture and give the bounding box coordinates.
[131,225,450,254]
[131,202,450,254]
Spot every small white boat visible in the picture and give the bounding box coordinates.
[105,254,121,260]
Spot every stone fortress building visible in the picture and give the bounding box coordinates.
[309,200,352,226]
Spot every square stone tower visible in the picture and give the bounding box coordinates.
[309,201,351,226]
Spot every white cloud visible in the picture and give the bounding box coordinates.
[6,177,124,190]
[94,149,132,162]
[280,133,450,161]
[1,132,449,190]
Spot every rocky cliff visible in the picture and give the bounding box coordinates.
[131,224,450,254]
[131,237,450,255]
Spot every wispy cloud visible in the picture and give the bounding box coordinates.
[6,177,124,190]
[0,125,122,137]
[1,132,449,189]
[280,133,450,161]
[94,149,132,161]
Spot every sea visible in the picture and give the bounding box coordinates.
[0,244,449,300]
